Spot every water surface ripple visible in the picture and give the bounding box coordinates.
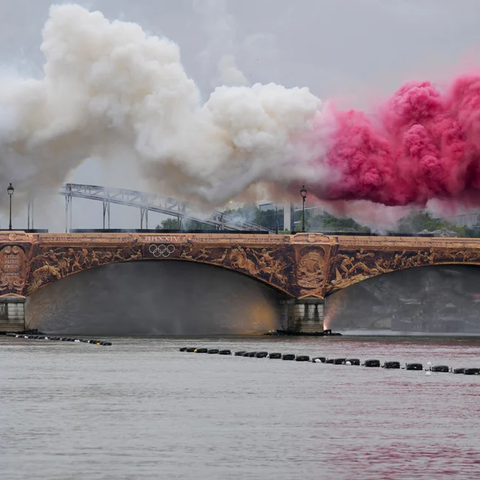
[1,336,479,480]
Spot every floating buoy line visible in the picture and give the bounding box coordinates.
[5,332,112,346]
[179,347,479,375]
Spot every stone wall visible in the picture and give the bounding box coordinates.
[0,296,25,332]
[283,298,324,333]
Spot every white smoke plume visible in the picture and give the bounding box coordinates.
[216,54,250,87]
[0,4,326,210]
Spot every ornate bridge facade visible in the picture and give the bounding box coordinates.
[2,231,480,332]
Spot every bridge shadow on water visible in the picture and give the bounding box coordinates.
[26,261,285,336]
[326,265,480,335]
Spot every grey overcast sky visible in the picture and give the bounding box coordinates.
[1,0,480,230]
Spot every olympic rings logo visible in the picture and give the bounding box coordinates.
[149,244,176,258]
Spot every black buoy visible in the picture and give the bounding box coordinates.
[325,358,334,364]
[312,357,326,363]
[235,351,246,356]
[431,365,449,373]
[207,349,219,354]
[364,359,381,368]
[464,368,480,375]
[282,354,295,361]
[296,355,310,362]
[255,352,268,358]
[219,350,232,355]
[179,347,187,352]
[383,361,400,369]
[196,348,208,353]
[269,353,282,359]
[248,352,257,357]
[453,368,465,374]
[406,363,423,371]
[186,347,196,352]
[345,358,360,366]
[103,342,112,346]
[334,358,346,365]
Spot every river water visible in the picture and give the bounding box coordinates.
[1,335,480,480]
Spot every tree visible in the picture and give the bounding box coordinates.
[223,205,281,231]
[184,220,211,231]
[303,212,370,233]
[157,218,180,230]
[395,212,468,236]
[155,218,213,231]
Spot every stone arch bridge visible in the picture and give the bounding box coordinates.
[2,231,480,332]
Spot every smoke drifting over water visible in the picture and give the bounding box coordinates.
[2,4,480,224]
[26,261,284,335]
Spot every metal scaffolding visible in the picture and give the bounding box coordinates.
[58,183,270,233]
[27,199,35,230]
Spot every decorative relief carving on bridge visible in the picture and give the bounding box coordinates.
[326,247,480,294]
[294,245,331,299]
[15,233,480,298]
[0,245,28,295]
[174,242,293,292]
[26,242,143,294]
[25,238,296,295]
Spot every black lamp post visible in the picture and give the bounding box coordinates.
[7,183,14,231]
[300,185,307,232]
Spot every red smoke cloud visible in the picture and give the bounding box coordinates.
[314,74,480,208]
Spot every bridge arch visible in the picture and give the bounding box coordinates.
[328,261,480,296]
[324,264,480,333]
[26,260,287,335]
[25,242,296,298]
[325,240,480,297]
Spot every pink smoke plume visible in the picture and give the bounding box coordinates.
[311,74,480,209]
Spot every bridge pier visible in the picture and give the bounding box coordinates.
[283,298,324,333]
[0,296,26,333]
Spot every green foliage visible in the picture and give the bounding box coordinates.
[156,218,180,230]
[397,212,443,233]
[156,218,212,231]
[184,220,211,231]
[156,205,480,238]
[297,212,370,233]
[395,212,470,236]
[319,213,370,233]
[223,205,282,231]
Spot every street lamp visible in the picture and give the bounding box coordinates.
[300,185,307,232]
[7,183,14,231]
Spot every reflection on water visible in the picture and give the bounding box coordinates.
[327,265,480,334]
[1,335,480,480]
[26,261,285,335]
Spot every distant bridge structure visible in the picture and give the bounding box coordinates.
[58,183,270,233]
